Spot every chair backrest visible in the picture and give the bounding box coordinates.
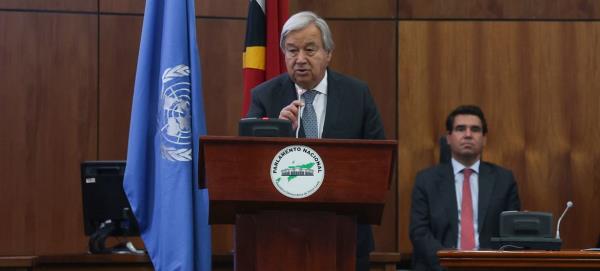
[439,136,451,164]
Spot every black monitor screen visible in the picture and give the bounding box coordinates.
[80,161,139,236]
[239,118,293,137]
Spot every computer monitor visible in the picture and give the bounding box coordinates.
[80,161,139,237]
[239,118,293,137]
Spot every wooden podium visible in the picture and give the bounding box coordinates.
[199,136,397,271]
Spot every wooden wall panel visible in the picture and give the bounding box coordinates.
[0,12,97,254]
[198,18,246,137]
[197,18,246,253]
[328,20,397,140]
[520,23,570,213]
[327,20,398,251]
[98,15,142,160]
[399,21,600,252]
[99,0,144,13]
[568,24,600,247]
[99,0,249,17]
[0,12,37,255]
[197,0,248,17]
[398,21,439,254]
[0,1,96,11]
[291,0,396,18]
[399,0,600,19]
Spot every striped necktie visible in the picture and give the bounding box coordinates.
[301,90,318,138]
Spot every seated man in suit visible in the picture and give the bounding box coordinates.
[409,105,521,271]
[246,11,385,271]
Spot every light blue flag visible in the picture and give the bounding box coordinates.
[123,0,210,270]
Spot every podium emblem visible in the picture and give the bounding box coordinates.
[270,145,325,199]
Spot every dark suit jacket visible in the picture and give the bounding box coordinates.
[246,69,385,140]
[246,69,386,259]
[409,162,521,271]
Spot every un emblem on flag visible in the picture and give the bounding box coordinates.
[159,64,193,162]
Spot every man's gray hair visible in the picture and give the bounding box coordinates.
[280,11,334,52]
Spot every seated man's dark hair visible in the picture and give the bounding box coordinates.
[445,105,488,135]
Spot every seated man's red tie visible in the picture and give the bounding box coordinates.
[460,168,475,250]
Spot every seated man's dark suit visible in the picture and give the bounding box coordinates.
[409,161,521,271]
[246,69,385,270]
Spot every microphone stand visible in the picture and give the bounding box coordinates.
[555,201,573,240]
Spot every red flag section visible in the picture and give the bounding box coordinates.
[242,0,288,116]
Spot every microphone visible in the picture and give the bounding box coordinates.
[295,89,305,138]
[555,201,573,239]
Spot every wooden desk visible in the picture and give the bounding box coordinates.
[0,254,151,271]
[438,250,600,270]
[34,254,152,271]
[0,251,407,271]
[0,254,234,271]
[0,256,35,271]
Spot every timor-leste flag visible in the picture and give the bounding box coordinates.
[242,0,288,116]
